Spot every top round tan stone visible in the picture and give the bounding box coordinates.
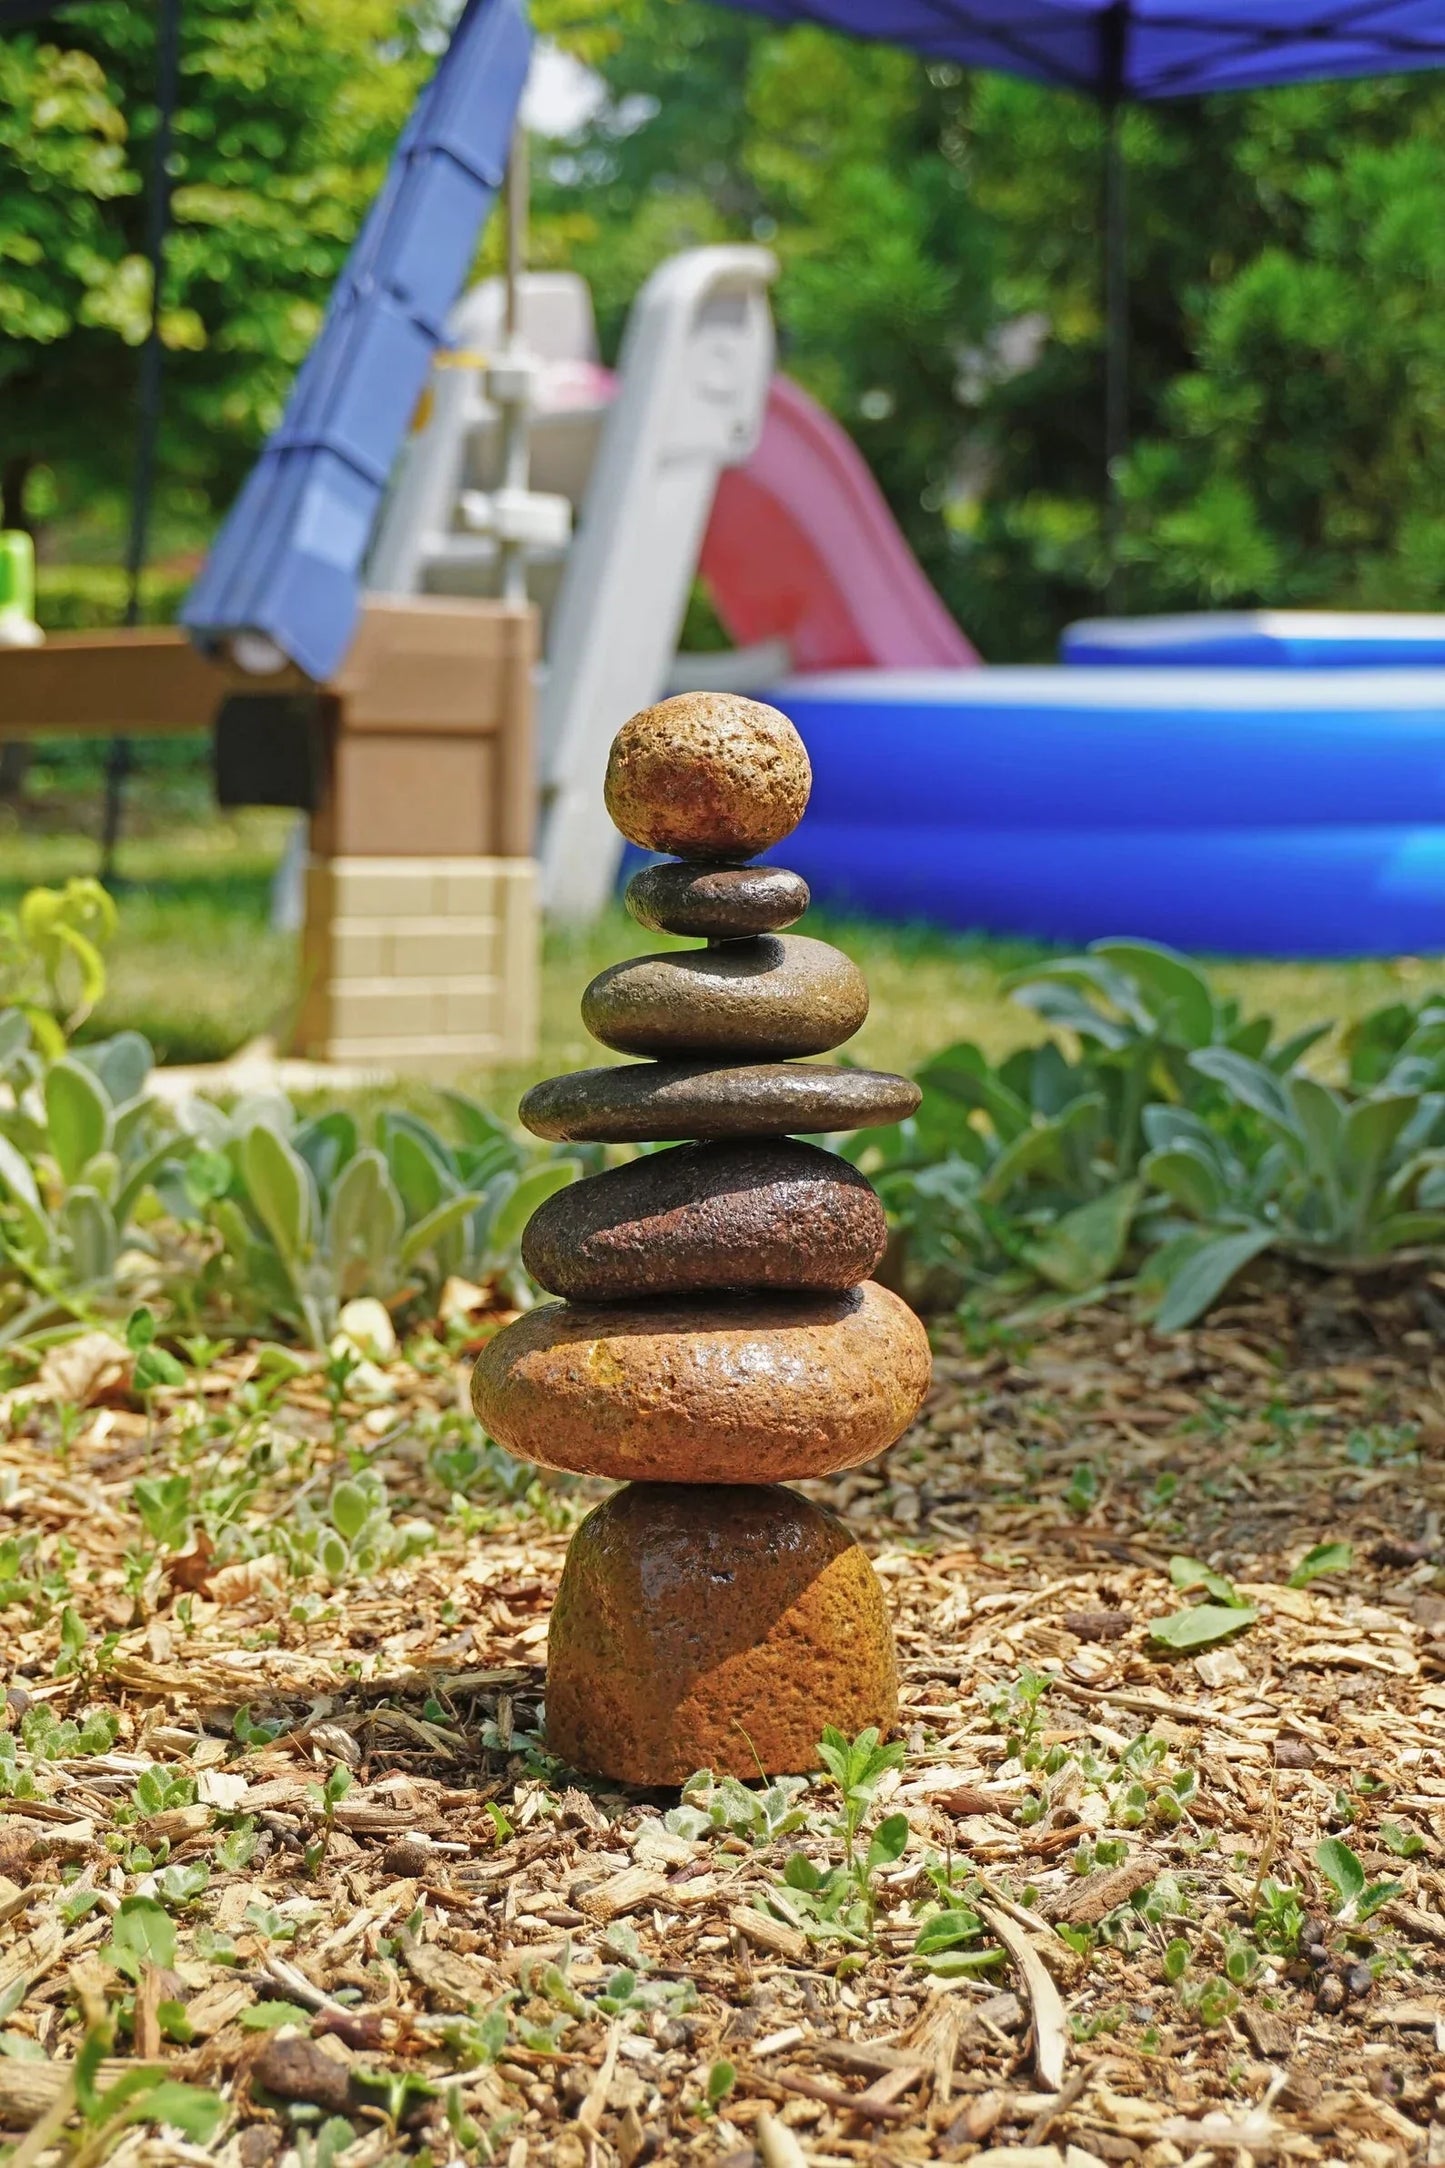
[603,693,811,858]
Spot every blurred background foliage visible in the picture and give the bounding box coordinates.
[3,0,1445,655]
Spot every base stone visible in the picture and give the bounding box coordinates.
[545,1482,897,1785]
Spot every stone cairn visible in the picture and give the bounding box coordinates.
[472,693,932,1785]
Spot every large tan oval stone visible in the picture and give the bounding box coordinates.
[470,1280,931,1483]
[521,1138,886,1300]
[546,1483,898,1784]
[604,693,810,858]
[581,934,868,1059]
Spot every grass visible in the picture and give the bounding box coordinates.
[6,789,1439,1093]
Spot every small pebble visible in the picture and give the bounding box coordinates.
[626,859,810,938]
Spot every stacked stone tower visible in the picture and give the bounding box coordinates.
[471,693,931,1785]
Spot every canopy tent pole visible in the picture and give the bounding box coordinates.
[1100,0,1128,612]
[1102,96,1127,609]
[102,0,182,884]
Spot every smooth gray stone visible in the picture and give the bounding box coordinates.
[625,860,810,939]
[521,1138,886,1299]
[519,1059,921,1143]
[581,934,868,1059]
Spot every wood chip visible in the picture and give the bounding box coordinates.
[730,1903,807,1964]
[575,1866,670,1923]
[756,2111,810,2168]
[979,1902,1068,2093]
[1045,1857,1161,1926]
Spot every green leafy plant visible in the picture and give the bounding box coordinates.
[1314,1837,1401,1924]
[1288,1541,1354,1589]
[195,1095,583,1346]
[987,1665,1053,1767]
[0,878,117,1052]
[1149,1606,1254,1657]
[1378,1821,1425,1859]
[669,1768,810,1845]
[274,1468,434,1588]
[1254,1877,1308,1956]
[47,2009,225,2160]
[767,1727,909,1947]
[1153,1565,1260,1664]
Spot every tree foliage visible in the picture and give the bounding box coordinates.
[3,0,1444,651]
[0,0,440,545]
[535,5,1445,655]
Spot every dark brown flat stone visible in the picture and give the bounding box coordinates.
[626,860,810,939]
[603,692,810,858]
[546,1482,897,1785]
[581,934,868,1060]
[470,1280,932,1484]
[519,1059,921,1143]
[521,1138,886,1300]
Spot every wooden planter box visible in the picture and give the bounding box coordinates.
[0,596,539,1074]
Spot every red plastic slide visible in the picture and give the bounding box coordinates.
[700,374,979,672]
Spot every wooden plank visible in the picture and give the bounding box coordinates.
[0,628,265,738]
[0,599,536,753]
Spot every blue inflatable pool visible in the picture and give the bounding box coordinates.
[758,668,1445,956]
[1062,611,1445,669]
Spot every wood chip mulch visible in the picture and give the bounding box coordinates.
[0,1278,1442,2165]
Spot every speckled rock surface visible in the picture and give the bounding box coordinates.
[519,1060,921,1143]
[581,935,868,1060]
[603,693,810,859]
[470,1280,931,1483]
[625,861,810,940]
[545,1483,897,1782]
[521,1139,886,1301]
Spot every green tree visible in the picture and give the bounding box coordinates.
[537,4,1445,655]
[0,0,440,557]
[0,28,133,528]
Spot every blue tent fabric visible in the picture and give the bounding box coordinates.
[182,0,530,681]
[717,2,1445,100]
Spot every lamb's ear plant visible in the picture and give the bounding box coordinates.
[862,952,1445,1330]
[1138,1050,1445,1325]
[193,1096,583,1347]
[0,1015,192,1342]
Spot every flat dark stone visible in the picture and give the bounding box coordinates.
[522,1138,886,1300]
[626,860,810,939]
[519,1059,921,1143]
[581,934,868,1060]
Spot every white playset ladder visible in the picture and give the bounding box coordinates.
[367,244,778,920]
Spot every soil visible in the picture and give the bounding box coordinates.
[0,1274,1441,2162]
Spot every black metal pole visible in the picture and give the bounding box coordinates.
[103,0,182,885]
[1102,93,1127,610]
[1099,0,1129,612]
